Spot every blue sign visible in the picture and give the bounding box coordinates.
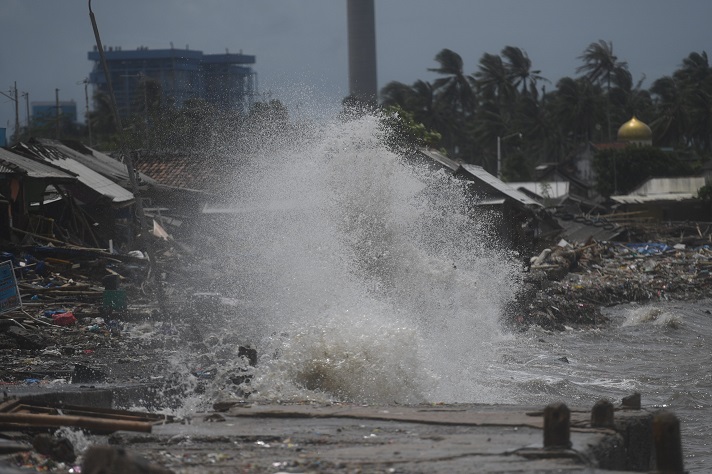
[0,260,21,313]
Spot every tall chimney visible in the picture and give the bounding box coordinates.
[347,0,377,104]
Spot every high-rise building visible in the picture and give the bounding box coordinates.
[87,46,257,118]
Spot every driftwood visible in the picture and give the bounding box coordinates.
[0,412,153,433]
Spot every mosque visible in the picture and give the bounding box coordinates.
[616,116,653,146]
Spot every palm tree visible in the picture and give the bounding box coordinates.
[608,68,654,128]
[577,40,628,141]
[674,52,712,153]
[473,52,515,104]
[427,48,476,115]
[649,76,688,148]
[380,79,452,150]
[501,46,546,96]
[674,51,710,86]
[380,81,416,110]
[551,76,606,144]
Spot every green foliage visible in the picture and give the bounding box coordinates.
[698,183,712,201]
[380,44,712,177]
[593,145,694,196]
[380,105,442,153]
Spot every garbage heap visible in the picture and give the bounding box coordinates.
[510,240,712,331]
[0,239,197,388]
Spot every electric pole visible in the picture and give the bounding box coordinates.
[55,88,60,139]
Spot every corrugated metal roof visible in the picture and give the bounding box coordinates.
[418,148,461,172]
[611,176,706,204]
[460,164,542,207]
[558,218,624,243]
[12,142,134,204]
[0,147,76,181]
[510,181,570,200]
[33,139,156,187]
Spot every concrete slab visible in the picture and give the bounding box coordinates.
[103,403,653,473]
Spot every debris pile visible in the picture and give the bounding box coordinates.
[512,239,712,330]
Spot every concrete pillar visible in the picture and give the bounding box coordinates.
[653,411,684,473]
[544,402,571,449]
[347,0,377,104]
[591,399,615,428]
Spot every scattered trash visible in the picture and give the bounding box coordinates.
[512,238,712,330]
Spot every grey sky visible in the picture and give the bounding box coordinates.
[2,0,711,132]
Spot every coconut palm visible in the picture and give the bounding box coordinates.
[577,40,629,140]
[649,76,688,148]
[380,81,416,110]
[427,48,476,116]
[672,52,712,152]
[674,51,710,86]
[551,76,606,144]
[501,46,546,96]
[473,52,515,104]
[608,68,654,128]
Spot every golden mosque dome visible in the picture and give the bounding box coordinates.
[617,116,652,142]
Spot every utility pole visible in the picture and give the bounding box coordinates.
[88,0,167,317]
[0,83,21,143]
[22,92,30,135]
[55,88,61,139]
[80,78,93,146]
[13,82,19,141]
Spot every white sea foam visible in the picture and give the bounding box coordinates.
[198,106,521,405]
[621,304,683,328]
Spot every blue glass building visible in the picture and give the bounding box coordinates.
[87,46,257,118]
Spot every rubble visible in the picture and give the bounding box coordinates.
[510,236,712,330]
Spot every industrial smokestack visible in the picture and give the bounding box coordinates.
[347,0,377,104]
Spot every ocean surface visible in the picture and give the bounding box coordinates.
[190,109,710,472]
[497,299,711,473]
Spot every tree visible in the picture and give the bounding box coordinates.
[380,105,442,153]
[593,146,693,196]
[577,40,629,141]
[473,52,515,104]
[501,46,546,96]
[427,48,476,115]
[674,52,712,153]
[550,76,606,143]
[650,76,689,149]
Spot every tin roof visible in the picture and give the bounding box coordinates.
[0,147,76,181]
[510,181,570,200]
[34,139,156,187]
[418,149,461,172]
[460,164,542,207]
[12,142,134,204]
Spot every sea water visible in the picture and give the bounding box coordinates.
[186,108,709,472]
[206,109,521,405]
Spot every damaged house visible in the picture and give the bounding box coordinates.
[5,139,216,249]
[10,140,136,248]
[0,147,79,244]
[417,149,559,255]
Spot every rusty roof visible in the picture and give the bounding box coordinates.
[133,152,214,191]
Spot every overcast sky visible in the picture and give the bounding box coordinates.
[2,0,711,133]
